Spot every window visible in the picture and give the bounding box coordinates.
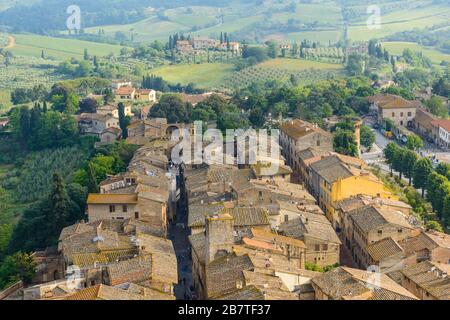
[392,112,395,117]
[322,244,328,251]
[315,244,320,251]
[408,112,412,117]
[398,229,403,233]
[135,212,139,219]
[109,205,115,213]
[317,140,320,147]
[91,280,95,286]
[400,112,404,117]
[377,230,383,236]
[122,205,128,213]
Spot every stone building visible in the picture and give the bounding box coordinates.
[346,205,415,269]
[368,94,420,127]
[311,267,418,300]
[399,261,450,300]
[278,212,341,268]
[279,119,333,171]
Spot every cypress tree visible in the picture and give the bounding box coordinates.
[87,163,99,193]
[48,173,69,237]
[118,102,128,139]
[19,106,31,145]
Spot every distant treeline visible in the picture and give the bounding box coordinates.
[0,0,233,33]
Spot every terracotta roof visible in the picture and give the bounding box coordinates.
[279,213,341,244]
[401,261,450,300]
[366,238,404,262]
[349,205,413,233]
[368,94,418,109]
[225,207,270,227]
[250,227,306,248]
[206,253,254,299]
[79,113,115,122]
[424,230,450,249]
[217,285,264,300]
[65,284,148,300]
[178,92,225,105]
[122,283,175,300]
[136,234,178,284]
[242,270,298,300]
[312,267,418,300]
[280,119,330,140]
[70,250,138,268]
[297,147,329,162]
[398,232,438,256]
[87,194,138,204]
[107,255,152,286]
[136,89,154,95]
[431,119,450,132]
[188,204,224,228]
[414,108,436,129]
[315,159,354,183]
[234,245,307,276]
[115,87,135,95]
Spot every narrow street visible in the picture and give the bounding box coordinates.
[168,166,193,300]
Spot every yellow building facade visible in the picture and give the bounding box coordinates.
[320,174,397,229]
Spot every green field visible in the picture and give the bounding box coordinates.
[382,41,450,65]
[9,34,126,60]
[258,58,342,70]
[84,2,344,43]
[349,4,450,41]
[151,63,235,88]
[219,58,345,90]
[150,58,344,90]
[0,89,11,111]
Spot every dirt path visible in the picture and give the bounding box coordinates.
[4,36,15,49]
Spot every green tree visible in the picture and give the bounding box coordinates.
[0,224,12,261]
[406,134,424,150]
[217,105,249,132]
[272,102,288,118]
[0,252,36,289]
[333,130,358,157]
[384,142,399,176]
[18,106,31,145]
[425,96,448,118]
[436,163,450,180]
[402,150,418,185]
[266,41,279,59]
[426,172,450,219]
[392,147,405,179]
[150,94,191,123]
[118,102,129,139]
[48,173,69,237]
[249,107,265,128]
[413,158,433,197]
[443,196,450,227]
[360,125,375,149]
[87,162,99,193]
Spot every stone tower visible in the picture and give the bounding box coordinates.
[205,213,234,264]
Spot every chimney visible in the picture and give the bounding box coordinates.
[205,213,234,264]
